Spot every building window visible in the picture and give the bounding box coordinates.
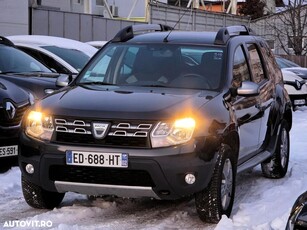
[96,0,104,6]
[75,0,82,4]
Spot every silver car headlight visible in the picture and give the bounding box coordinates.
[25,111,54,141]
[151,118,195,148]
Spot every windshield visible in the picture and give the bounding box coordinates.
[0,45,52,74]
[43,46,92,72]
[276,56,300,68]
[77,44,225,90]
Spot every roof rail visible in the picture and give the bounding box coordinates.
[112,24,173,42]
[214,25,255,45]
[0,36,15,47]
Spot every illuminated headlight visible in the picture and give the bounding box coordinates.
[25,111,54,140]
[151,118,195,148]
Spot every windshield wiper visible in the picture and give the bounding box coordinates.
[0,71,18,74]
[138,84,168,88]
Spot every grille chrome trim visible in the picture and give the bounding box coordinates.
[54,118,154,147]
[54,181,160,199]
[55,119,90,127]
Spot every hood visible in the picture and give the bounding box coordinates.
[38,85,218,120]
[0,78,29,104]
[0,72,64,99]
[284,67,307,79]
[282,69,304,82]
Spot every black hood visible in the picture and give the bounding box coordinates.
[37,85,218,120]
[0,78,29,105]
[0,72,63,99]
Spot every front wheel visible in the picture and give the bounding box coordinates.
[195,144,236,223]
[22,176,65,209]
[261,120,290,178]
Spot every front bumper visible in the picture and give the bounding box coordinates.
[288,94,307,107]
[0,127,19,162]
[19,133,217,200]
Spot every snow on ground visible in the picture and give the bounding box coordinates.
[1,107,307,230]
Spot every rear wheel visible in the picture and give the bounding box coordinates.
[195,144,236,223]
[22,176,65,209]
[261,120,290,178]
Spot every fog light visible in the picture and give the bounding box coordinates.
[185,173,196,185]
[25,164,34,174]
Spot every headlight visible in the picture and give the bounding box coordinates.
[25,111,54,140]
[151,118,195,148]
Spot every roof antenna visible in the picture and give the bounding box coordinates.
[163,4,192,43]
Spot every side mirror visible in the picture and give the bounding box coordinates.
[237,81,260,97]
[56,74,72,87]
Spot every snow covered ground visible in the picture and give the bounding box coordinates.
[1,107,307,230]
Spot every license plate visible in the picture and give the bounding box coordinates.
[66,150,128,168]
[294,99,305,105]
[0,145,18,158]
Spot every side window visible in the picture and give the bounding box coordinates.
[20,47,70,74]
[247,43,266,83]
[232,45,250,88]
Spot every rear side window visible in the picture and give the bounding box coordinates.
[247,44,266,83]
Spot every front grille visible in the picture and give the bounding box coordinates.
[54,117,155,148]
[0,102,29,127]
[49,165,155,187]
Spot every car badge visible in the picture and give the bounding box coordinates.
[92,122,110,139]
[295,80,302,90]
[5,102,16,119]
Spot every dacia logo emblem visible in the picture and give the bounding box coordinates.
[92,122,110,139]
[5,102,16,120]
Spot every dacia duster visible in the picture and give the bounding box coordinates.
[19,24,292,223]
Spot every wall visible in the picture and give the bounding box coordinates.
[149,3,250,31]
[30,8,145,41]
[0,0,28,36]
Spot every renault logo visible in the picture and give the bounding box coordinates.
[92,122,110,139]
[5,102,16,120]
[295,80,302,90]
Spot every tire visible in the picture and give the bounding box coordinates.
[195,144,236,223]
[261,120,290,178]
[0,164,11,173]
[21,176,65,209]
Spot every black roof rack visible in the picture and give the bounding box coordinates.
[0,36,15,47]
[112,24,173,42]
[214,25,255,45]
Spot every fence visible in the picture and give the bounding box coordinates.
[280,55,307,68]
[30,3,250,42]
[149,3,250,31]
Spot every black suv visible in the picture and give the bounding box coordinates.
[19,24,292,223]
[0,36,69,172]
[0,79,32,172]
